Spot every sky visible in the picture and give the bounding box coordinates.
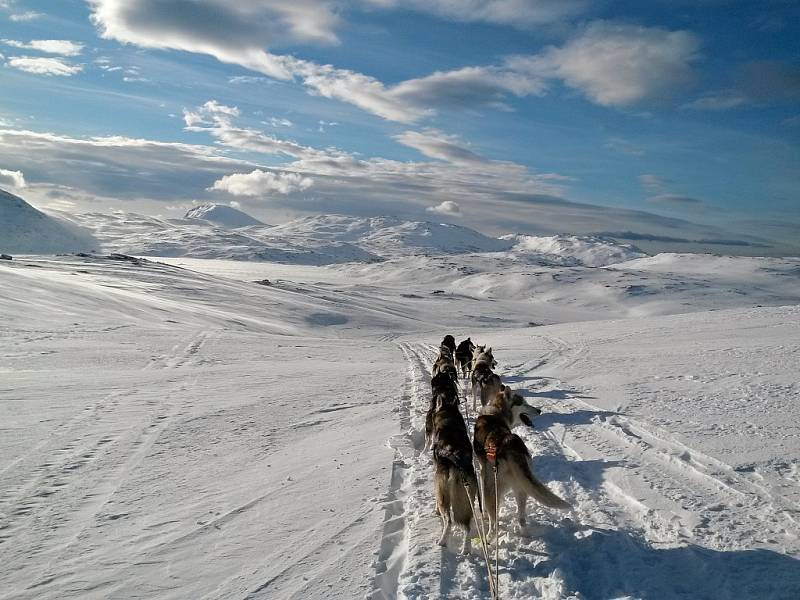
[0,0,799,254]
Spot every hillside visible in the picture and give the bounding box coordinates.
[0,188,94,254]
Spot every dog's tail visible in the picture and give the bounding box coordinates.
[509,438,571,510]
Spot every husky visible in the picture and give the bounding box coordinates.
[470,346,500,410]
[454,338,475,379]
[432,345,458,383]
[473,387,569,538]
[431,393,478,553]
[441,334,457,355]
[425,372,460,450]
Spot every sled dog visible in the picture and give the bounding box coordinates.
[432,393,478,553]
[432,345,458,383]
[441,334,457,355]
[470,346,500,410]
[455,338,476,378]
[425,372,460,450]
[473,387,569,537]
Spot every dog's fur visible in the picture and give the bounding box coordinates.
[431,393,478,553]
[425,372,460,450]
[473,387,569,537]
[470,346,500,410]
[454,338,475,379]
[432,344,459,383]
[441,334,457,355]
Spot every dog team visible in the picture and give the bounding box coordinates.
[426,334,570,554]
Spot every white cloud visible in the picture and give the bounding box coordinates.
[394,129,485,164]
[87,0,339,79]
[6,56,83,76]
[390,65,545,109]
[9,11,43,22]
[2,39,84,56]
[426,200,461,216]
[211,169,314,196]
[0,167,26,188]
[682,91,749,111]
[0,127,255,203]
[510,22,701,106]
[1,124,744,246]
[229,75,270,84]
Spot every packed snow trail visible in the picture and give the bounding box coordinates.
[370,320,800,599]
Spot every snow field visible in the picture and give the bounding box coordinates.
[1,251,798,599]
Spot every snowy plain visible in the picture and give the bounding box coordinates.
[1,202,800,599]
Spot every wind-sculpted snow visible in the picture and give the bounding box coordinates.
[0,188,95,254]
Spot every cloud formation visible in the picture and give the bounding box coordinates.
[2,39,84,56]
[0,167,26,188]
[6,56,83,76]
[211,169,314,195]
[509,22,701,106]
[426,200,461,216]
[86,2,700,121]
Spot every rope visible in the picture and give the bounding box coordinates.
[462,369,499,600]
[464,481,497,600]
[494,465,500,598]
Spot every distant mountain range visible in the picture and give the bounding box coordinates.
[1,191,646,266]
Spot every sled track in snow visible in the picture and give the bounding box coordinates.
[369,336,800,600]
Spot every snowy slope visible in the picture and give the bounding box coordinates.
[268,214,514,257]
[184,203,265,227]
[0,188,94,254]
[66,212,379,265]
[503,233,647,267]
[1,249,799,600]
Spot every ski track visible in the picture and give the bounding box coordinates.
[368,335,800,600]
[0,328,211,592]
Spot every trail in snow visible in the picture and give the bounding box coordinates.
[369,333,800,600]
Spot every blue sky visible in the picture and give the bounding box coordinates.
[1,0,798,253]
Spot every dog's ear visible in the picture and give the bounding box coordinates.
[499,384,506,391]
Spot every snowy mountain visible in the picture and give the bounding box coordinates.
[503,233,647,267]
[268,214,514,257]
[67,211,379,265]
[183,203,264,228]
[0,188,94,254]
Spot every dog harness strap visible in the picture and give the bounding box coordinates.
[486,440,497,463]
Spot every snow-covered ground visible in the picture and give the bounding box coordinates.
[1,211,800,598]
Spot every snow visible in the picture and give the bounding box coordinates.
[64,211,379,265]
[1,220,800,599]
[503,233,647,267]
[184,203,265,228]
[0,188,94,254]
